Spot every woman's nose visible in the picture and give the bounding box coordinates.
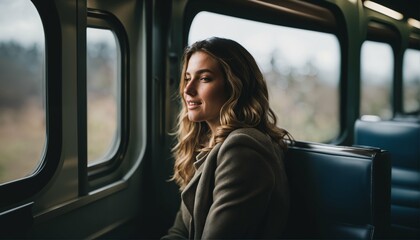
[184,80,196,96]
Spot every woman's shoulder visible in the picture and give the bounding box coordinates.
[216,128,284,167]
[226,128,270,142]
[221,128,275,152]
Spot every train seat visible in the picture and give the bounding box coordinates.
[283,142,391,239]
[355,119,420,238]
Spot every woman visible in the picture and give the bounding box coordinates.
[162,37,292,239]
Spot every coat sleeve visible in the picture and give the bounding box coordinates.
[201,132,277,239]
[161,207,188,240]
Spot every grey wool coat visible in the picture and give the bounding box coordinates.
[162,128,290,239]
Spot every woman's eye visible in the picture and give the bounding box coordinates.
[185,77,191,82]
[201,77,211,82]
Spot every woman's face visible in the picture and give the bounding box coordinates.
[183,51,229,132]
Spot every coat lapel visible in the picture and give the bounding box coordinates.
[193,143,222,239]
[180,143,222,221]
[181,168,202,217]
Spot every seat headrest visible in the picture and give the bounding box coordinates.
[284,142,390,239]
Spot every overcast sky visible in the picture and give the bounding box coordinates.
[189,11,340,81]
[0,0,44,47]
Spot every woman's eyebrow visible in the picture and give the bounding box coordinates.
[185,69,214,76]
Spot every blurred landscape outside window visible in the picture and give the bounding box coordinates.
[403,48,420,113]
[87,27,119,164]
[360,41,393,119]
[189,11,340,142]
[0,0,45,184]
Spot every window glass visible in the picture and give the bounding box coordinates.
[403,48,420,113]
[0,0,45,184]
[87,28,119,164]
[189,12,340,142]
[360,41,393,119]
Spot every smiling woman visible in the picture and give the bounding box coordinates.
[162,37,292,239]
[183,51,229,133]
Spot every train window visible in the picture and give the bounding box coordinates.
[360,41,393,119]
[0,0,45,184]
[188,11,340,142]
[87,27,119,164]
[402,48,420,113]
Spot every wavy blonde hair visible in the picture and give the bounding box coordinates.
[171,37,292,189]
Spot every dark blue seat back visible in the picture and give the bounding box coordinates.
[355,119,420,239]
[284,142,391,239]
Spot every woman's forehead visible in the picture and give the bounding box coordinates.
[186,51,221,74]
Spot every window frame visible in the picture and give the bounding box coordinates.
[364,20,402,116]
[0,0,62,209]
[182,0,344,143]
[408,32,420,50]
[85,9,130,189]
